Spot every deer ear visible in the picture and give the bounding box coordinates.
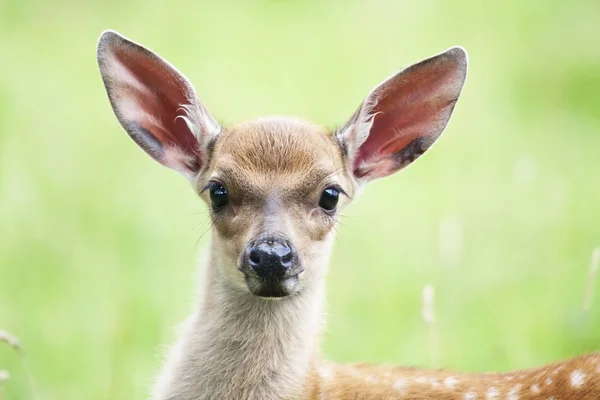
[97,30,220,178]
[338,47,467,182]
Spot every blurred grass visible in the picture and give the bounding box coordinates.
[1,0,599,399]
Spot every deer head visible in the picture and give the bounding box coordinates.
[97,30,467,299]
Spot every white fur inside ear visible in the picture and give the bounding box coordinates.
[103,53,148,93]
[338,111,377,158]
[337,80,388,164]
[176,103,221,141]
[162,145,201,178]
[119,97,163,131]
[102,53,165,128]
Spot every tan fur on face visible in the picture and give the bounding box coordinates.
[195,117,354,294]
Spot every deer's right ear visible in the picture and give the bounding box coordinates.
[97,30,220,178]
[337,47,467,183]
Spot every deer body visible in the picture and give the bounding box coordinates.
[96,31,600,400]
[151,248,600,400]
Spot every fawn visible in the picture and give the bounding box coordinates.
[97,30,600,400]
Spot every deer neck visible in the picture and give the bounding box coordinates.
[153,241,329,400]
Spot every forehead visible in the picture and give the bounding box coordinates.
[207,117,345,193]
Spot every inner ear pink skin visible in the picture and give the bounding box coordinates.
[109,45,200,159]
[349,47,467,181]
[97,31,210,176]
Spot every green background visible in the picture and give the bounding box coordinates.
[1,1,599,399]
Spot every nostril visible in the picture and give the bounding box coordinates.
[273,242,293,264]
[280,248,293,264]
[249,248,262,265]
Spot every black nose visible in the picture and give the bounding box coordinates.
[246,237,295,279]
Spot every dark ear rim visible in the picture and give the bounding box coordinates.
[338,46,469,181]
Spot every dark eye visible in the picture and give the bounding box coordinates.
[209,182,229,209]
[319,187,340,213]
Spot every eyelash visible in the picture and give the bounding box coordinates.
[201,181,220,194]
[327,184,347,197]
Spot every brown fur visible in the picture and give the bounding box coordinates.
[307,354,600,399]
[196,117,353,268]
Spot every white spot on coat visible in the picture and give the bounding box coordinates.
[507,383,522,400]
[530,384,540,393]
[486,387,500,399]
[393,378,406,392]
[570,370,585,388]
[445,376,458,389]
[465,391,477,400]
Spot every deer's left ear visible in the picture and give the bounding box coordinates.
[97,30,221,178]
[338,47,467,182]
